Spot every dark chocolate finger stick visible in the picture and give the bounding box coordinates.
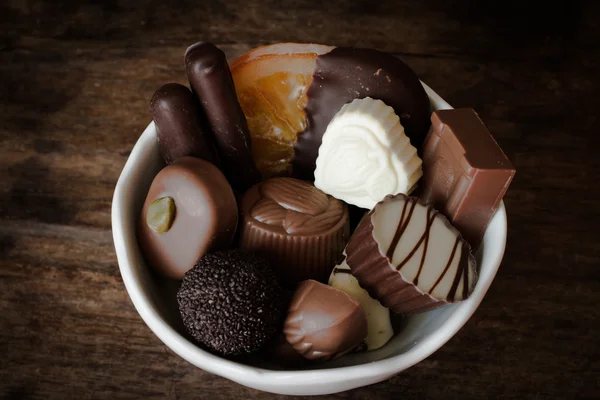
[185,42,261,192]
[150,83,220,167]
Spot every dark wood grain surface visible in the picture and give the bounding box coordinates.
[1,0,599,398]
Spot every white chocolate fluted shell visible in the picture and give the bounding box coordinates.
[314,97,423,210]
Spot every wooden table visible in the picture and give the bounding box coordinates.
[1,1,598,398]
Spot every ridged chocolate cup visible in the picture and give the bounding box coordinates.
[346,194,477,315]
[239,178,350,286]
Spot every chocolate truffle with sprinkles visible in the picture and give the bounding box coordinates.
[177,250,286,356]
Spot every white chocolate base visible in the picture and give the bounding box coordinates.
[328,256,393,351]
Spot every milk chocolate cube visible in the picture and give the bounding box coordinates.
[417,109,515,248]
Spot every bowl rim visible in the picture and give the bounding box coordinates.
[111,81,507,392]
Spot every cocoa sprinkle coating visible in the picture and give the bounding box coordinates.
[177,250,286,355]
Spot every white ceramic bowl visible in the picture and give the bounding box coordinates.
[112,83,507,396]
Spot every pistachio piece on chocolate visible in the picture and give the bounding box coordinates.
[138,157,239,279]
[146,197,175,234]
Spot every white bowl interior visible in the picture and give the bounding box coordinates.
[112,83,507,395]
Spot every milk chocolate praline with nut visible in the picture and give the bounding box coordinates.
[138,157,238,280]
[346,194,477,314]
[239,177,350,286]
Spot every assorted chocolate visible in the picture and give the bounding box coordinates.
[284,280,367,360]
[177,250,286,355]
[416,109,516,248]
[239,177,349,286]
[314,97,423,209]
[328,256,393,350]
[346,194,477,314]
[138,157,238,280]
[136,42,514,365]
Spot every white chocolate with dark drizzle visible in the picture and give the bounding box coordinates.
[346,194,477,314]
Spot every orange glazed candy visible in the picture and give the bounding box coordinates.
[230,44,333,178]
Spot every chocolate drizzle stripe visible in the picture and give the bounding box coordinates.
[332,268,352,274]
[386,198,417,259]
[385,199,409,259]
[447,241,468,302]
[428,236,460,295]
[413,208,437,285]
[396,207,438,273]
[462,242,469,299]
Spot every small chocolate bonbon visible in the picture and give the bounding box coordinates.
[346,194,477,314]
[239,177,350,286]
[185,42,260,192]
[284,280,367,360]
[177,250,286,355]
[328,256,393,350]
[150,83,220,166]
[417,108,515,248]
[138,157,238,279]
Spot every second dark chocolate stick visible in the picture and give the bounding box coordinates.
[150,83,221,167]
[185,42,261,193]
